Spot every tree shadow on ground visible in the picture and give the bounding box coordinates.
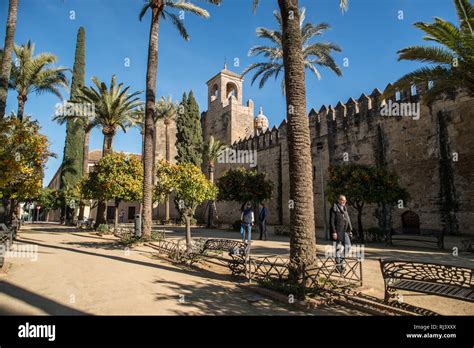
[152,278,316,316]
[70,232,118,241]
[0,281,89,315]
[62,240,125,251]
[15,237,236,284]
[20,227,79,234]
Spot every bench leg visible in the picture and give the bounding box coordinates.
[383,284,399,302]
[228,257,246,276]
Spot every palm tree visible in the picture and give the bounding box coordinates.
[139,0,221,239]
[385,0,474,104]
[243,7,342,93]
[156,96,177,222]
[131,96,177,222]
[9,41,69,121]
[77,75,142,227]
[202,135,227,227]
[77,76,142,156]
[252,0,348,284]
[0,0,19,118]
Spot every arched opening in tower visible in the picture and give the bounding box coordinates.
[226,82,238,100]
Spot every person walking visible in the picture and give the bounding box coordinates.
[119,209,125,224]
[258,202,268,241]
[329,195,353,273]
[241,202,254,243]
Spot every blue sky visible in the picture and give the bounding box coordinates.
[0,0,457,185]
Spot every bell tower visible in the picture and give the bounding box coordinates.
[202,65,255,145]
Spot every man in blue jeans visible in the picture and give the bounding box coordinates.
[241,202,254,242]
[258,202,268,241]
[329,195,353,273]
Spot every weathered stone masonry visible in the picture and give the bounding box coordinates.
[158,67,474,237]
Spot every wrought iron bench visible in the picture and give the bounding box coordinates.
[196,239,250,276]
[379,259,474,303]
[77,218,94,229]
[387,227,445,249]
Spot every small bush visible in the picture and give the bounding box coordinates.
[261,278,305,300]
[120,234,141,246]
[365,227,386,242]
[96,224,109,233]
[150,230,165,241]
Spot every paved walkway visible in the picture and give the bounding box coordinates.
[157,225,474,315]
[0,224,357,315]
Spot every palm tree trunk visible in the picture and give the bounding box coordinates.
[78,129,91,220]
[102,132,114,156]
[278,0,317,283]
[95,131,113,228]
[17,95,26,121]
[142,8,161,239]
[141,129,145,159]
[0,0,18,118]
[165,122,170,162]
[164,121,170,222]
[207,165,214,228]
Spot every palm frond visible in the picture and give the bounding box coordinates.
[165,1,209,18]
[165,11,190,41]
[139,2,151,21]
[397,45,456,65]
[243,5,342,94]
[253,0,260,14]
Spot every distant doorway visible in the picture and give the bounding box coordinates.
[401,211,420,234]
[106,206,115,221]
[128,207,136,221]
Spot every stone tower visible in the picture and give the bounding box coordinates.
[201,65,255,146]
[254,107,269,135]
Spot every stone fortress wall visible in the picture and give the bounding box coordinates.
[160,67,474,237]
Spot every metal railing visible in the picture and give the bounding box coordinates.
[247,253,362,290]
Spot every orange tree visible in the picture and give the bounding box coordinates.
[216,167,273,221]
[34,187,61,222]
[326,164,409,242]
[81,152,143,230]
[154,160,217,251]
[0,116,53,223]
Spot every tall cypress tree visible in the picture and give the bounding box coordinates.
[60,27,86,221]
[175,90,202,166]
[176,91,187,163]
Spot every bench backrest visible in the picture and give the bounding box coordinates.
[380,259,473,288]
[203,239,248,255]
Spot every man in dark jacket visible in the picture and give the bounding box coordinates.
[329,195,353,272]
[258,203,268,241]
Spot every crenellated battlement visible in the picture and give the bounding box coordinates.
[232,122,284,151]
[231,80,438,151]
[204,66,474,235]
[311,81,433,136]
